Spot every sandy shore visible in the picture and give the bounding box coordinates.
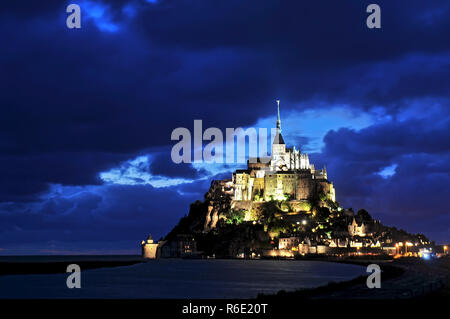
[258,257,450,299]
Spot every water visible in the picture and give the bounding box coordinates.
[0,259,366,298]
[0,255,141,263]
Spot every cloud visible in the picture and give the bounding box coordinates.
[0,0,449,250]
[254,105,376,153]
[0,182,198,254]
[80,0,121,32]
[377,163,398,179]
[99,154,195,187]
[149,152,206,179]
[312,107,450,243]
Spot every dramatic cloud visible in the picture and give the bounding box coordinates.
[0,183,198,254]
[311,107,450,242]
[0,0,449,252]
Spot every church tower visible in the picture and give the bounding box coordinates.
[141,234,159,259]
[271,100,288,171]
[272,100,286,155]
[232,99,335,204]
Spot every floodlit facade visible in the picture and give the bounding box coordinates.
[232,101,335,202]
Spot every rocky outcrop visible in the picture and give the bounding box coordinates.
[203,180,232,231]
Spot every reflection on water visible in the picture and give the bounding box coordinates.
[0,259,366,298]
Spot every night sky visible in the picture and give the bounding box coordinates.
[0,0,449,254]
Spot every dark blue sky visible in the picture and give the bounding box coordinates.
[0,0,449,254]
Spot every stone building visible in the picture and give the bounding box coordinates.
[141,234,159,259]
[278,236,301,250]
[159,234,197,258]
[348,217,366,237]
[232,101,335,203]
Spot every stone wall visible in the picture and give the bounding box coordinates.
[262,249,294,258]
[295,176,314,200]
[142,242,159,259]
[231,200,253,211]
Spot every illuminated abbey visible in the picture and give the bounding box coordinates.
[232,101,335,203]
[144,102,433,260]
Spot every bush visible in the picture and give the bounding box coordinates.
[226,209,246,225]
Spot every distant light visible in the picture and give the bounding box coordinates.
[422,253,430,260]
[302,220,307,225]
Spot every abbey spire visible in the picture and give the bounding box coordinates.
[233,100,334,202]
[276,100,281,132]
[273,100,285,145]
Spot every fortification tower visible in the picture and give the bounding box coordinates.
[141,234,159,259]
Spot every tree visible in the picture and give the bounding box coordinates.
[308,183,325,215]
[226,209,245,225]
[260,200,281,223]
[356,209,372,223]
[316,206,330,224]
